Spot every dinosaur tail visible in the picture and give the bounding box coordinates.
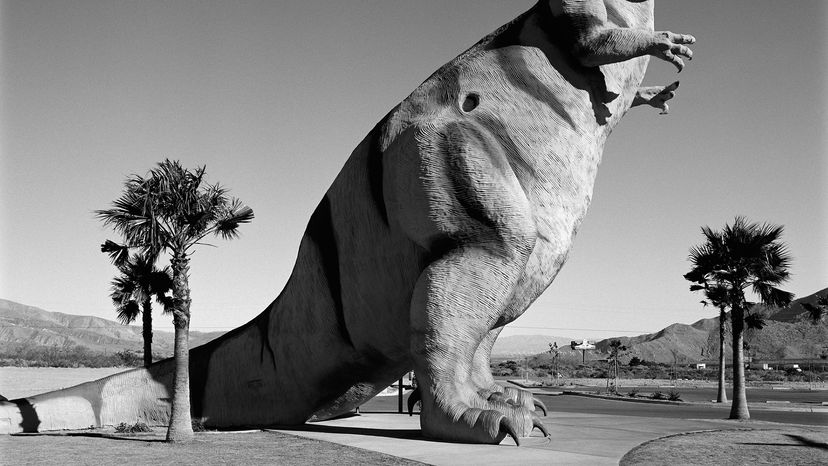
[0,361,174,434]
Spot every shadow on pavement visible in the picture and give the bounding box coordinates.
[275,423,423,441]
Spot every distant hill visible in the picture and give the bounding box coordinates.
[766,286,828,322]
[491,335,573,358]
[592,287,828,364]
[0,299,225,358]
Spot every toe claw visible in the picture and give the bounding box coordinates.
[499,417,521,447]
[532,414,551,438]
[407,387,421,416]
[533,397,548,417]
[488,392,506,403]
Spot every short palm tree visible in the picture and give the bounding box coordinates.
[96,159,253,443]
[685,217,793,420]
[102,242,173,367]
[685,243,731,404]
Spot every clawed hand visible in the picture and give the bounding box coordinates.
[637,81,680,114]
[651,31,695,72]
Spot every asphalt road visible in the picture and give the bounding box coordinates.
[361,391,828,427]
[535,394,828,426]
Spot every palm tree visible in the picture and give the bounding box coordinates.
[685,217,793,420]
[685,246,730,404]
[607,340,627,394]
[102,241,173,367]
[96,159,253,442]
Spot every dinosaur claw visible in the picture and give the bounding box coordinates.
[499,417,520,447]
[407,386,421,416]
[533,397,548,417]
[532,414,551,438]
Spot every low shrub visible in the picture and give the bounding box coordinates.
[626,389,639,398]
[667,390,682,401]
[192,418,207,432]
[114,422,152,433]
[651,391,666,400]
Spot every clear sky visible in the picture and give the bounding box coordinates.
[1,1,826,340]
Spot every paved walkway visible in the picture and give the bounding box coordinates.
[273,411,739,465]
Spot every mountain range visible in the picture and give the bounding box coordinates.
[494,287,828,362]
[0,299,224,358]
[589,287,828,363]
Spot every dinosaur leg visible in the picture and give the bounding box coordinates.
[394,116,539,443]
[470,328,504,396]
[411,246,540,444]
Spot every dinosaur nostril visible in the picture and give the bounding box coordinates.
[461,93,479,112]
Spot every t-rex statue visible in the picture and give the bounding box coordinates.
[0,0,693,444]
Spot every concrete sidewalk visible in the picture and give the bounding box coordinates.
[272,412,739,465]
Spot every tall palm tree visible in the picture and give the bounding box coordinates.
[685,217,793,420]
[102,242,173,367]
[685,245,730,404]
[96,159,253,443]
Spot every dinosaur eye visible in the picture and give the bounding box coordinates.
[461,93,479,112]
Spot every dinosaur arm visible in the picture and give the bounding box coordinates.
[577,28,695,71]
[632,81,679,114]
[553,0,695,71]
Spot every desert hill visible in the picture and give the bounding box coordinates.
[592,287,828,364]
[0,299,225,358]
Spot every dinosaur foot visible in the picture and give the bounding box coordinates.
[480,385,547,416]
[420,385,549,445]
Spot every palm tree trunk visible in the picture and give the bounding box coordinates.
[166,253,194,443]
[142,299,153,367]
[717,309,728,403]
[729,304,749,419]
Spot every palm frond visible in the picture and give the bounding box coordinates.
[155,294,175,314]
[802,294,827,324]
[744,313,766,330]
[214,200,254,240]
[110,275,137,304]
[101,240,130,267]
[116,300,141,325]
[752,283,794,308]
[149,268,173,295]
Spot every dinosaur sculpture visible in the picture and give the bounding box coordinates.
[0,0,693,444]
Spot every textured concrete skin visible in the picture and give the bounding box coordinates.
[0,1,693,443]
